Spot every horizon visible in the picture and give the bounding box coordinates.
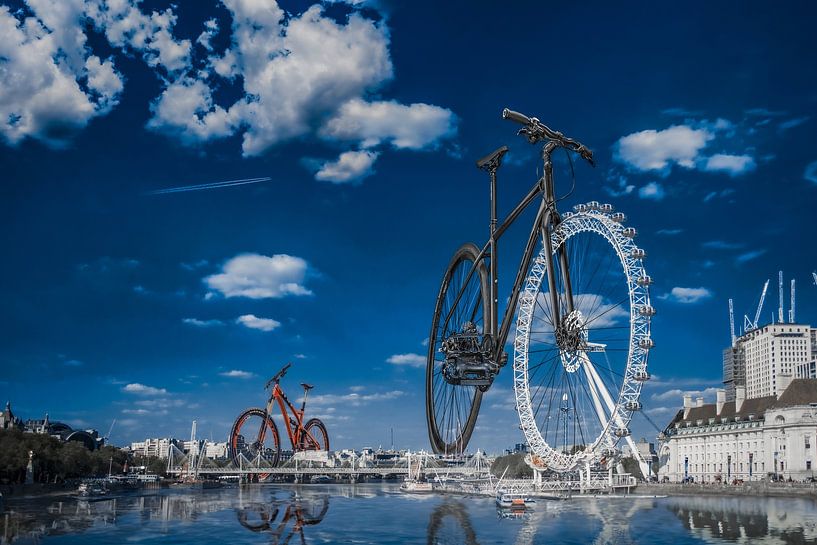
[2,0,816,453]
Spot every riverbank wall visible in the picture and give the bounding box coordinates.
[637,481,817,499]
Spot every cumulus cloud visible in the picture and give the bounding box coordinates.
[314,150,378,183]
[320,99,456,150]
[0,3,124,147]
[661,287,713,304]
[703,154,756,176]
[386,353,426,368]
[702,240,744,250]
[0,0,457,169]
[122,383,168,396]
[652,386,720,402]
[638,181,665,200]
[236,314,281,332]
[219,369,255,379]
[615,125,713,172]
[206,253,312,299]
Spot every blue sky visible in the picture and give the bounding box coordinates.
[1,0,816,452]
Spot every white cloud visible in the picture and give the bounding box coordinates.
[320,99,456,150]
[314,150,378,183]
[736,249,767,264]
[183,318,223,327]
[656,228,683,236]
[0,3,124,147]
[703,154,756,176]
[236,314,281,332]
[615,125,713,172]
[307,390,405,407]
[205,253,312,299]
[702,240,744,250]
[804,161,817,184]
[122,383,168,396]
[147,77,234,143]
[638,181,665,200]
[386,353,426,368]
[651,387,720,403]
[219,369,255,379]
[661,286,713,304]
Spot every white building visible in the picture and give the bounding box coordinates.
[737,324,814,399]
[204,441,228,459]
[658,379,817,482]
[130,438,178,459]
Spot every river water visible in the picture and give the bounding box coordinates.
[2,484,816,544]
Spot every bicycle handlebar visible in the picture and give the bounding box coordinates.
[502,108,595,167]
[265,363,292,389]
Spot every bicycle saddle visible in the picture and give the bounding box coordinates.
[300,383,314,391]
[476,145,509,171]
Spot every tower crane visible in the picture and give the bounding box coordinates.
[789,279,795,323]
[728,299,736,346]
[812,271,816,286]
[743,279,769,332]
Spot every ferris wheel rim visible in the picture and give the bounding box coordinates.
[512,209,652,472]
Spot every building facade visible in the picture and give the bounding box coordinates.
[658,379,817,482]
[723,323,816,401]
[130,438,178,459]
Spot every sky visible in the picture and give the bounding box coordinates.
[1,0,816,453]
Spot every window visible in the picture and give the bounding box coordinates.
[806,436,811,449]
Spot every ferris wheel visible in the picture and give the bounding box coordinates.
[512,203,653,472]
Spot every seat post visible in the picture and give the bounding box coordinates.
[476,145,508,339]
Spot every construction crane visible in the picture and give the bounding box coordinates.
[104,419,116,444]
[743,279,769,332]
[778,271,784,324]
[812,271,816,286]
[728,299,736,346]
[789,279,796,323]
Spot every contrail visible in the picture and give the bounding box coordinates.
[146,176,272,195]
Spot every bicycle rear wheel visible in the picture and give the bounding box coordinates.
[426,243,490,454]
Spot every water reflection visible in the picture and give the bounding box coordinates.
[666,496,817,544]
[236,494,329,543]
[1,485,816,544]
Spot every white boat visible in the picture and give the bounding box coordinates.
[496,491,536,509]
[77,482,108,497]
[310,475,332,484]
[400,479,434,493]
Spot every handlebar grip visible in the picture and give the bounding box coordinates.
[502,108,531,125]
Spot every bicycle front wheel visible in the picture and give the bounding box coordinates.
[426,243,490,455]
[300,418,329,451]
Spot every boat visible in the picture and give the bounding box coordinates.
[495,491,536,509]
[310,475,333,484]
[399,479,434,493]
[77,482,108,497]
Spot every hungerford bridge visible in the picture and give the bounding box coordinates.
[166,445,636,493]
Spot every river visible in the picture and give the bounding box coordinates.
[2,484,816,544]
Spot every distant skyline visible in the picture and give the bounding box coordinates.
[2,0,816,452]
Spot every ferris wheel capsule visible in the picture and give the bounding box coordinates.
[638,305,656,317]
[599,203,614,213]
[601,447,618,458]
[637,274,652,286]
[631,248,646,259]
[574,203,588,213]
[587,200,600,211]
[633,370,651,381]
[611,212,626,223]
[625,401,643,411]
[622,227,637,238]
[614,428,631,438]
[638,337,654,349]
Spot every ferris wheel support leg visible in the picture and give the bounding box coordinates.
[582,354,652,478]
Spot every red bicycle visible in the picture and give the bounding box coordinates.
[230,363,329,471]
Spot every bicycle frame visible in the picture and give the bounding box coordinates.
[259,382,321,450]
[441,139,575,366]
